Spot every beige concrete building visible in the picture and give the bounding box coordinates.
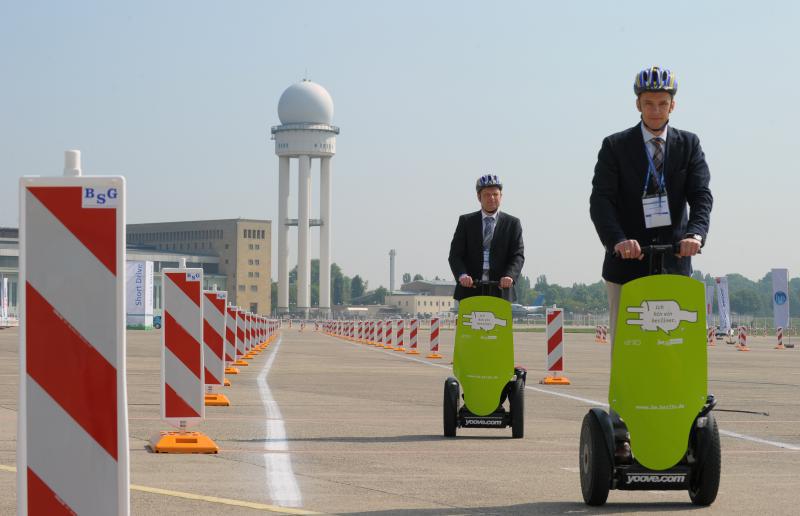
[127,219,271,314]
[385,294,456,317]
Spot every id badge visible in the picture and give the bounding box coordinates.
[642,195,671,228]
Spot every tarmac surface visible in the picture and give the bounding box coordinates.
[0,325,798,515]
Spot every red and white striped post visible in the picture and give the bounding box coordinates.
[225,305,239,375]
[202,290,229,406]
[427,317,443,359]
[406,318,420,354]
[707,326,715,347]
[151,267,218,453]
[376,320,384,347]
[737,326,750,352]
[19,167,130,515]
[541,307,570,384]
[234,309,248,366]
[383,320,394,349]
[776,327,785,350]
[395,319,406,352]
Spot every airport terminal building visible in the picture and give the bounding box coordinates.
[0,218,272,317]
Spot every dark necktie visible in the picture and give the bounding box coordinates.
[483,217,494,250]
[650,137,664,193]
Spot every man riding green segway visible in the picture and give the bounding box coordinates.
[443,175,527,437]
[583,66,718,505]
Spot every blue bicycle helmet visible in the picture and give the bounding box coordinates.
[476,174,503,192]
[634,66,678,96]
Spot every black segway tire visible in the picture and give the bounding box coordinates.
[580,412,612,506]
[443,377,459,437]
[510,378,524,438]
[689,413,721,506]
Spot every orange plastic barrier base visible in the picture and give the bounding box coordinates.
[149,431,219,454]
[242,354,255,360]
[405,349,420,355]
[223,378,231,387]
[737,345,751,352]
[426,353,443,359]
[540,375,571,385]
[225,367,239,375]
[775,343,785,349]
[233,360,248,366]
[205,393,230,406]
[394,347,406,352]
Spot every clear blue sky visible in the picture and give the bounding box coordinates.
[2,1,798,290]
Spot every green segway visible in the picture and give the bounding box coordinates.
[580,244,721,506]
[443,281,526,438]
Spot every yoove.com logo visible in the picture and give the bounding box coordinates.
[774,291,788,305]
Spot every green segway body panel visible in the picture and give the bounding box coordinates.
[610,274,707,470]
[453,295,514,416]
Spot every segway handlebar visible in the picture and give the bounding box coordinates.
[637,242,700,275]
[471,280,513,301]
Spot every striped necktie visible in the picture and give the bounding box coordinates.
[483,217,495,250]
[650,137,664,192]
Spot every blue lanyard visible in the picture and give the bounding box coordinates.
[642,138,667,197]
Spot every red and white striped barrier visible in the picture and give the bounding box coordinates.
[737,326,750,351]
[161,269,205,422]
[235,309,248,366]
[776,327,785,350]
[407,318,420,354]
[384,320,394,349]
[369,320,376,345]
[19,174,130,514]
[541,307,570,384]
[427,317,442,359]
[225,305,239,373]
[202,290,229,405]
[395,319,406,352]
[707,326,715,347]
[376,320,384,347]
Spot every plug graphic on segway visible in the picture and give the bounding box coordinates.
[579,244,721,507]
[443,281,526,438]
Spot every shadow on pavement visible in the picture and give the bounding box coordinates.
[336,501,702,515]
[229,434,520,444]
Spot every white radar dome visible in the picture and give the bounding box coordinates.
[278,80,334,125]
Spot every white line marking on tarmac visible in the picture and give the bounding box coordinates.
[339,336,800,452]
[257,336,303,507]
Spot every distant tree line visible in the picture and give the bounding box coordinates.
[273,264,799,317]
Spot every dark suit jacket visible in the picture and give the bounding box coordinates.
[448,211,525,301]
[590,122,713,284]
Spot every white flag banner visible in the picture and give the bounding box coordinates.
[715,276,731,333]
[1,277,8,321]
[705,284,715,323]
[772,268,790,330]
[126,260,154,328]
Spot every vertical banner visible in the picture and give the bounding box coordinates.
[125,261,154,328]
[161,268,204,423]
[715,276,731,333]
[18,177,129,515]
[705,284,715,325]
[202,290,227,386]
[772,268,790,330]
[1,277,8,322]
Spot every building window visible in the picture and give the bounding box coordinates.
[249,244,254,250]
[238,285,245,292]
[225,244,229,250]
[254,244,260,250]
[254,272,260,278]
[250,285,258,292]
[254,259,260,265]
[248,259,254,265]
[248,272,254,278]
[225,259,229,264]
[250,302,258,313]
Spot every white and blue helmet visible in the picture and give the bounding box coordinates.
[476,174,502,193]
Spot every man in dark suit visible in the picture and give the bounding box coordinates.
[449,174,525,301]
[590,66,712,342]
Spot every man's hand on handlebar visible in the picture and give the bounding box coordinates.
[499,276,513,289]
[459,274,474,288]
[614,239,644,260]
[678,237,702,257]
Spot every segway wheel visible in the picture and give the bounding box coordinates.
[689,413,721,506]
[443,377,459,437]
[579,412,612,506]
[509,378,524,438]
